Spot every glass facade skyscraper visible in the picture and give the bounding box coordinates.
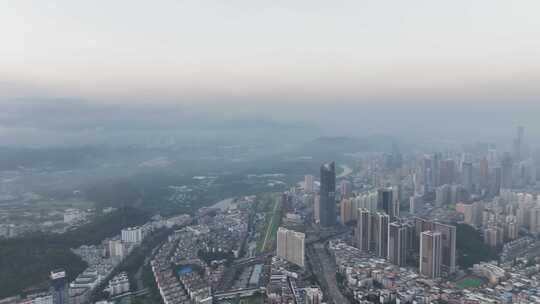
[319,162,336,227]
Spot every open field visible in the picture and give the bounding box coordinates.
[456,276,484,289]
[256,194,282,253]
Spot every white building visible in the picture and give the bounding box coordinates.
[276,227,305,267]
[304,175,315,193]
[70,268,100,290]
[108,272,130,296]
[121,227,143,243]
[420,231,442,278]
[313,195,320,224]
[354,191,378,213]
[108,239,125,258]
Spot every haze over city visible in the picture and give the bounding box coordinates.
[2,2,540,304]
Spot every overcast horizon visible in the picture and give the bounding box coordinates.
[1,1,540,147]
[4,2,540,301]
[2,1,540,102]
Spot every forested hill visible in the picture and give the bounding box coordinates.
[0,207,149,298]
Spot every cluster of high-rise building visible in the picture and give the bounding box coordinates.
[316,161,400,228]
[412,127,537,205]
[456,189,540,248]
[355,212,456,278]
[6,125,540,304]
[330,237,540,304]
[339,190,383,225]
[309,156,457,279]
[342,188,401,223]
[310,158,457,278]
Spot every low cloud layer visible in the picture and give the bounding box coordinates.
[1,98,539,148]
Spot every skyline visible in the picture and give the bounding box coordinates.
[3,2,540,302]
[2,1,540,101]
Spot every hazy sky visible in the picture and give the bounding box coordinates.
[2,0,540,102]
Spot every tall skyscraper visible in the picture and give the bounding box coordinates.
[340,180,352,199]
[461,201,483,227]
[414,217,431,250]
[505,218,519,240]
[276,227,305,267]
[462,161,473,194]
[392,186,401,219]
[340,198,354,225]
[50,269,69,304]
[479,157,489,190]
[422,156,433,192]
[356,208,371,252]
[414,218,456,273]
[304,175,315,193]
[413,172,424,196]
[484,227,501,247]
[516,207,528,228]
[433,153,442,187]
[355,191,378,212]
[439,159,456,185]
[378,188,396,220]
[513,126,525,161]
[433,222,457,273]
[493,167,502,196]
[313,195,320,224]
[501,153,513,189]
[319,162,336,227]
[529,208,540,236]
[276,226,289,258]
[420,231,442,278]
[388,222,408,266]
[373,212,389,258]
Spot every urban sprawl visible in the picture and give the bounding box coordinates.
[4,127,540,304]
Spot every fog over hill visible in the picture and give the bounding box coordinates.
[1,98,539,149]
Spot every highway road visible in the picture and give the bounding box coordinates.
[307,243,350,304]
